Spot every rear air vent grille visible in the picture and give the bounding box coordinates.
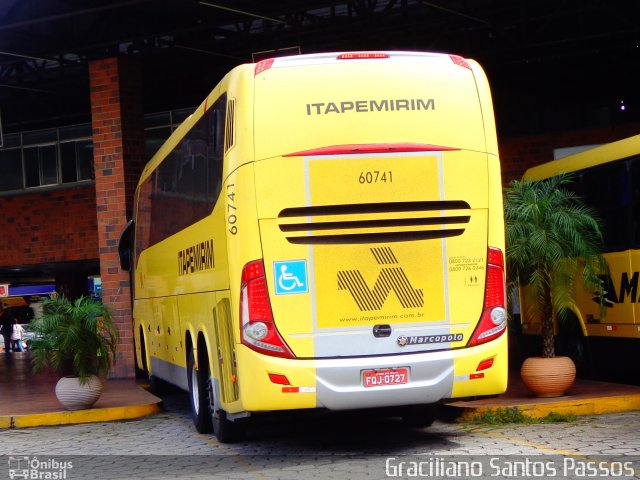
[278,201,471,245]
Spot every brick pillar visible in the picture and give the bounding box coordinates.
[89,57,146,378]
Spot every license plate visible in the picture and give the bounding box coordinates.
[362,368,409,388]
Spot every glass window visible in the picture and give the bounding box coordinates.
[60,142,78,183]
[146,95,227,248]
[40,145,58,185]
[172,109,192,125]
[23,129,56,145]
[2,134,20,148]
[76,140,94,180]
[59,124,91,141]
[0,106,190,193]
[144,112,171,129]
[145,127,171,158]
[630,158,640,248]
[24,145,59,187]
[0,149,23,191]
[60,140,94,183]
[579,161,630,252]
[24,147,40,187]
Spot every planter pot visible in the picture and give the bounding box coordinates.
[55,375,103,410]
[520,356,576,398]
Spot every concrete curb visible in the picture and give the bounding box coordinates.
[452,392,640,422]
[1,402,162,429]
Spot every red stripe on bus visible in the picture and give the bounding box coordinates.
[284,143,460,157]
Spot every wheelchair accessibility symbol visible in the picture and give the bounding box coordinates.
[274,260,309,295]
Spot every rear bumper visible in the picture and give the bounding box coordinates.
[234,332,507,413]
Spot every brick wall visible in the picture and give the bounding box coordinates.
[90,57,146,378]
[0,186,98,266]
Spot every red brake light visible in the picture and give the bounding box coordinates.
[337,52,389,60]
[240,260,295,358]
[468,248,507,347]
[242,259,265,285]
[487,247,504,268]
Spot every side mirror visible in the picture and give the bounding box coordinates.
[118,219,135,271]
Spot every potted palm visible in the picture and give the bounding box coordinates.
[504,174,606,397]
[30,294,119,410]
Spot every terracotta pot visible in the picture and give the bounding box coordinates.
[55,375,103,410]
[520,356,576,398]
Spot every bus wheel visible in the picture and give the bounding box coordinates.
[401,405,436,428]
[208,379,245,443]
[187,349,213,433]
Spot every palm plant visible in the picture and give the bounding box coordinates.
[30,295,119,384]
[504,173,607,358]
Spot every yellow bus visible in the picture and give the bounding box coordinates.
[523,134,640,379]
[119,51,508,442]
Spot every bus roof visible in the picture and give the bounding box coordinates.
[524,134,640,181]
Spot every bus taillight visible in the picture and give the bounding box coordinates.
[240,260,295,358]
[468,247,507,347]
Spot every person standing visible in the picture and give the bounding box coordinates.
[10,318,25,352]
[0,308,12,353]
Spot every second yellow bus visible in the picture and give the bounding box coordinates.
[522,135,640,380]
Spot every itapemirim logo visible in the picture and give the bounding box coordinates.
[337,247,424,311]
[7,456,73,479]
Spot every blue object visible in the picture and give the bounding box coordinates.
[273,260,309,295]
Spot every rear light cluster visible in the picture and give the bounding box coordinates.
[240,260,295,358]
[467,247,507,347]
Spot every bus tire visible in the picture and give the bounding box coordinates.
[188,349,213,433]
[401,405,436,428]
[208,380,245,443]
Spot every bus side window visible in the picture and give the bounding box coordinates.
[581,162,629,252]
[209,95,225,206]
[630,157,640,248]
[139,94,228,252]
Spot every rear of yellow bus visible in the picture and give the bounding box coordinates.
[230,51,507,416]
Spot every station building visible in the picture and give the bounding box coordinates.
[0,1,638,377]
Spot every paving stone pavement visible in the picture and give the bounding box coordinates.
[0,391,638,479]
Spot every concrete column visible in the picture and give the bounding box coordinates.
[89,57,146,378]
